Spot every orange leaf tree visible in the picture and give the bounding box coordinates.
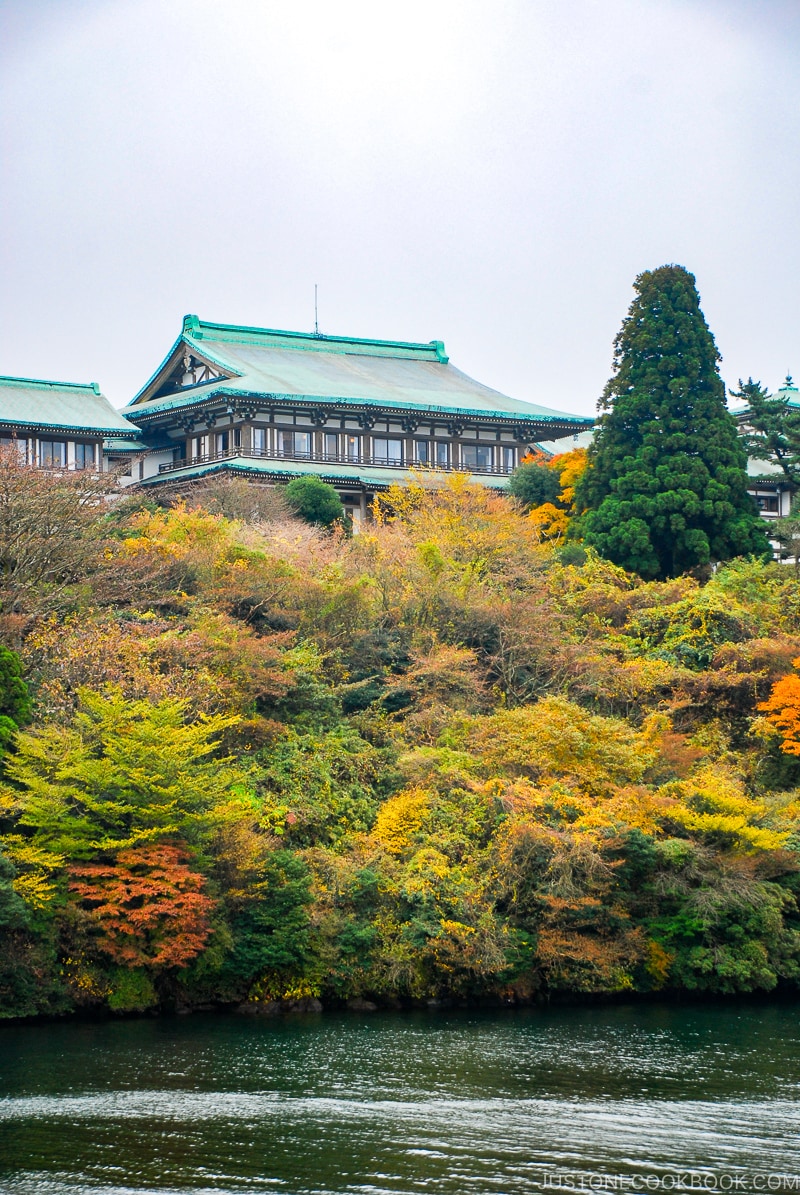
[69,844,213,968]
[758,659,800,755]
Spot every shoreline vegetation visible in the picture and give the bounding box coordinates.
[6,977,800,1028]
[3,459,800,1021]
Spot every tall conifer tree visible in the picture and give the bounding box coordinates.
[575,265,768,579]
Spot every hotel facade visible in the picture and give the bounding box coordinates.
[0,314,791,531]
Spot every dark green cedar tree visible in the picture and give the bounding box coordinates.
[574,265,769,579]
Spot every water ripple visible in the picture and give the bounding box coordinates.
[2,1007,800,1192]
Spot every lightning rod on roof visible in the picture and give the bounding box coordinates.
[314,284,320,337]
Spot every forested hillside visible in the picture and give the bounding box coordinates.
[3,460,800,1017]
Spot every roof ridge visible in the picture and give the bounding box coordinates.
[0,375,103,394]
[183,314,449,362]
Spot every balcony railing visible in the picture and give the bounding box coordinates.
[158,446,514,477]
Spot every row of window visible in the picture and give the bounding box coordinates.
[0,438,97,468]
[191,430,242,458]
[270,431,516,470]
[190,429,516,471]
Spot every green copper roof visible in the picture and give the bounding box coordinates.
[0,376,140,435]
[126,316,592,430]
[776,375,800,408]
[535,429,595,455]
[139,455,511,491]
[104,437,147,453]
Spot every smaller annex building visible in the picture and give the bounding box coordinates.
[0,375,144,475]
[122,316,594,518]
[732,376,798,523]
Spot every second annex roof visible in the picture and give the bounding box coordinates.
[125,316,593,431]
[0,376,141,436]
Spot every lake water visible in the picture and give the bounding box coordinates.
[0,1003,799,1193]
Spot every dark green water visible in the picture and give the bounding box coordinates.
[1,1003,799,1193]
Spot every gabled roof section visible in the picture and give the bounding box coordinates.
[128,321,239,407]
[125,315,593,430]
[0,376,141,436]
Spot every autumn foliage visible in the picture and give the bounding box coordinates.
[1,467,800,1017]
[759,662,800,755]
[69,845,213,968]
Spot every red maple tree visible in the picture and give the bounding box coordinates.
[70,843,214,968]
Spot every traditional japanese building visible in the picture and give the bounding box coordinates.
[732,375,798,523]
[123,316,594,518]
[7,317,789,538]
[0,375,144,477]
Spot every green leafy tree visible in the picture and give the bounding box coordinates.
[508,460,561,509]
[773,505,800,574]
[221,850,314,987]
[285,476,344,527]
[257,725,384,846]
[0,847,39,1019]
[575,265,769,579]
[0,646,31,758]
[3,689,247,860]
[732,376,800,487]
[0,847,27,931]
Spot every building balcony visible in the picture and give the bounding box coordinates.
[157,446,515,477]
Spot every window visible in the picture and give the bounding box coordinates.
[39,440,66,467]
[414,440,430,464]
[460,444,492,471]
[757,495,779,513]
[75,442,95,470]
[372,437,403,464]
[345,434,361,462]
[323,433,338,459]
[1,436,27,463]
[193,434,210,459]
[278,430,312,457]
[435,441,449,467]
[252,427,267,455]
[501,446,515,472]
[109,454,132,477]
[211,429,239,455]
[1,437,28,464]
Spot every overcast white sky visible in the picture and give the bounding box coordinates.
[1,0,798,417]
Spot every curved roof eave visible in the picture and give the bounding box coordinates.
[126,385,594,429]
[137,456,513,490]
